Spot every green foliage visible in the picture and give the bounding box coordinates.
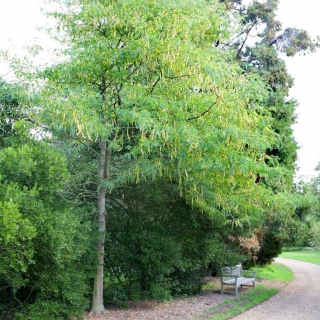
[15,301,71,320]
[275,28,319,57]
[310,222,320,249]
[282,183,318,249]
[224,0,320,266]
[37,0,280,222]
[102,180,244,304]
[0,78,22,146]
[0,185,36,290]
[257,231,283,265]
[0,134,96,318]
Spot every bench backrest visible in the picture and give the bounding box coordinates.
[221,264,243,281]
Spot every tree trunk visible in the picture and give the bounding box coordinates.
[90,140,112,314]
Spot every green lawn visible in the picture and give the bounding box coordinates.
[280,251,320,265]
[197,262,293,320]
[255,262,293,283]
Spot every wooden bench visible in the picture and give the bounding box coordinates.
[220,264,257,296]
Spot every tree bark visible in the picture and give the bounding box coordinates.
[90,141,112,314]
[90,72,110,314]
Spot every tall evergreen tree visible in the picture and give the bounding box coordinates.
[222,0,318,184]
[220,0,319,263]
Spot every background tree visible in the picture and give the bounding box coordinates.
[283,177,320,250]
[0,78,23,146]
[219,0,319,264]
[221,0,317,182]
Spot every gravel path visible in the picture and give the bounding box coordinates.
[232,257,320,320]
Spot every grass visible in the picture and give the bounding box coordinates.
[195,262,293,320]
[280,250,320,265]
[255,262,293,283]
[199,285,279,320]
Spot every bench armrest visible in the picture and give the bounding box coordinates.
[242,270,257,277]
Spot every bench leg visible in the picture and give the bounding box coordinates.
[235,278,238,296]
[253,280,256,289]
[221,275,224,294]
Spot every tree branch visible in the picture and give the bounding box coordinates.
[148,76,161,95]
[186,102,216,121]
[237,24,254,58]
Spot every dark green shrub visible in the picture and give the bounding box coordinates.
[103,181,231,304]
[170,268,206,296]
[257,231,283,265]
[0,140,96,319]
[104,205,181,303]
[15,299,85,320]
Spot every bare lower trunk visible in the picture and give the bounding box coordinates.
[90,141,112,314]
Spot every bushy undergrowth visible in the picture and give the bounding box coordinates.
[103,181,245,305]
[0,141,96,319]
[257,231,283,265]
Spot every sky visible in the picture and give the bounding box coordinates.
[0,0,45,54]
[0,0,320,180]
[277,0,320,180]
[0,0,54,73]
